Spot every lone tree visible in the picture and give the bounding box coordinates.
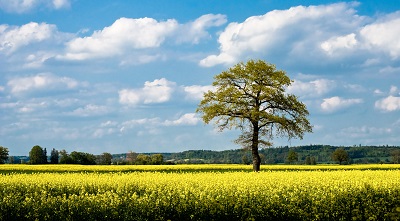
[29,145,47,164]
[332,148,350,165]
[287,150,298,164]
[197,60,312,171]
[0,146,9,164]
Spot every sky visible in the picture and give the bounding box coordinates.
[1,0,400,155]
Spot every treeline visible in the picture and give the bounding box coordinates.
[1,145,165,165]
[159,145,400,164]
[2,144,400,165]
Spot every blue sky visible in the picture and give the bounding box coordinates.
[1,0,400,155]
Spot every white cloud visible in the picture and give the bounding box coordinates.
[0,22,58,54]
[200,2,363,67]
[320,33,357,55]
[119,78,176,105]
[183,85,214,100]
[360,12,400,59]
[340,126,392,139]
[69,104,110,117]
[321,96,363,112]
[61,17,178,60]
[164,113,200,126]
[7,73,79,95]
[0,0,70,13]
[287,79,335,98]
[0,85,4,91]
[375,96,400,112]
[177,14,227,44]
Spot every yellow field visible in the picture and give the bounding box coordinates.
[0,164,399,220]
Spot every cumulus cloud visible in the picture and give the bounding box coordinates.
[360,12,400,59]
[176,14,227,44]
[320,33,358,55]
[0,22,58,54]
[7,73,79,95]
[375,96,400,112]
[199,2,363,67]
[163,113,200,126]
[320,96,363,113]
[183,85,214,100]
[0,0,70,13]
[60,17,178,60]
[119,78,176,105]
[287,79,335,98]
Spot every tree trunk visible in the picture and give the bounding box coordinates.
[251,122,261,172]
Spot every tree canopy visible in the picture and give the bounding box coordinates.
[29,145,47,164]
[0,146,9,164]
[197,60,312,171]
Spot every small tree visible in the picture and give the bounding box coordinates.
[151,154,164,165]
[197,60,312,171]
[391,149,400,164]
[310,156,317,165]
[126,151,138,164]
[305,156,312,165]
[29,145,47,164]
[98,152,113,165]
[242,155,251,165]
[59,149,73,164]
[42,148,48,164]
[0,146,9,164]
[136,154,151,165]
[287,150,298,164]
[50,148,59,164]
[332,148,350,165]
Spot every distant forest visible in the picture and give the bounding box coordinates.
[9,144,400,165]
[113,145,400,165]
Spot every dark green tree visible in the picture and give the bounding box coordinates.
[391,149,400,164]
[287,150,298,164]
[0,146,9,164]
[332,148,350,165]
[151,154,164,165]
[50,148,59,164]
[59,149,73,164]
[197,60,312,171]
[136,154,151,165]
[29,145,46,164]
[242,155,251,165]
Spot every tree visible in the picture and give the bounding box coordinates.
[50,148,59,164]
[59,149,73,164]
[29,145,46,164]
[242,155,251,165]
[136,154,151,165]
[197,60,312,171]
[126,151,138,164]
[97,152,113,165]
[332,148,350,165]
[391,149,400,164]
[287,150,298,164]
[151,154,164,165]
[0,146,9,164]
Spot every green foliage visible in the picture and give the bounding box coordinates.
[197,60,312,171]
[59,150,96,165]
[151,154,164,165]
[287,150,298,164]
[332,148,350,165]
[50,148,59,164]
[392,149,400,164]
[29,145,47,164]
[0,146,9,164]
[97,152,113,165]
